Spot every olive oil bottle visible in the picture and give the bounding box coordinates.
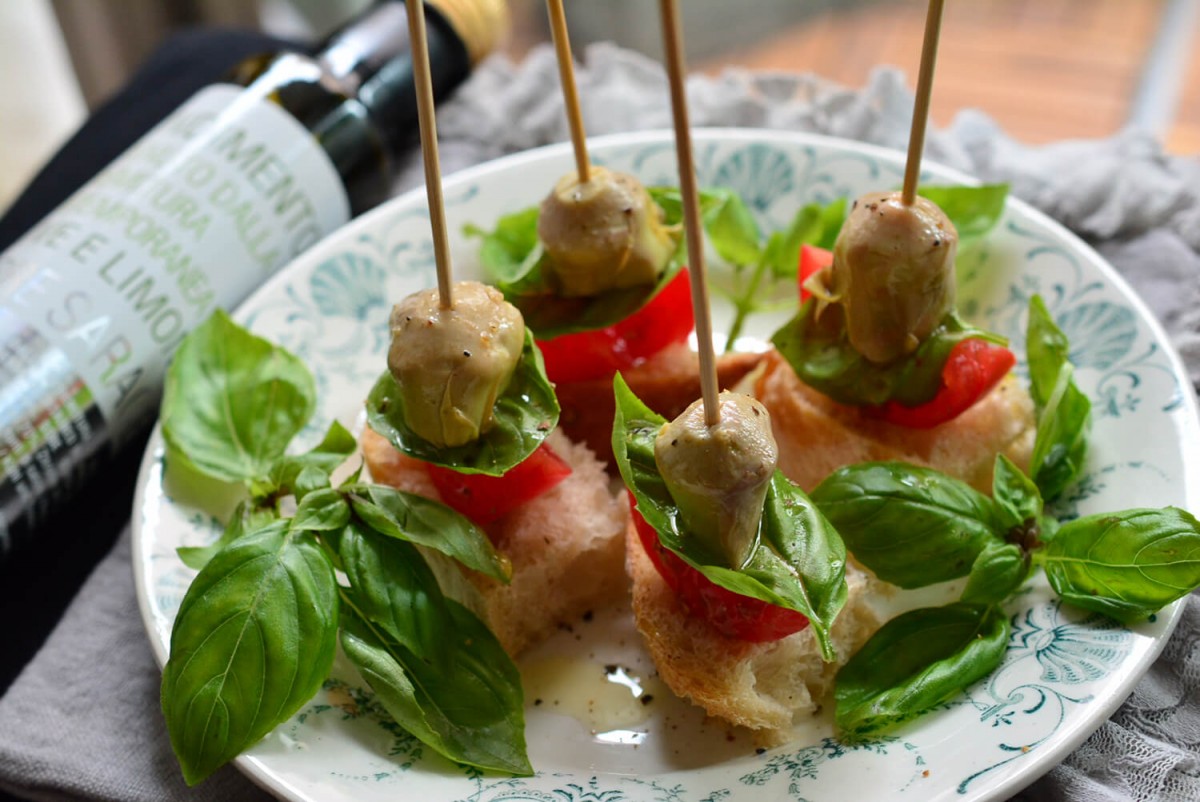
[0,0,506,557]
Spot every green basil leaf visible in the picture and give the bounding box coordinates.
[1026,295,1091,501]
[292,465,330,500]
[1031,363,1091,501]
[613,375,847,660]
[917,184,1009,243]
[961,541,1030,605]
[365,329,558,476]
[176,500,279,571]
[162,310,315,484]
[1039,507,1200,623]
[259,420,356,498]
[649,186,761,266]
[1025,294,1071,408]
[340,590,531,775]
[992,453,1042,532]
[763,198,847,279]
[834,602,1009,737]
[291,487,350,532]
[464,206,541,285]
[339,520,453,664]
[772,304,1006,407]
[346,484,509,581]
[812,462,999,588]
[162,521,338,785]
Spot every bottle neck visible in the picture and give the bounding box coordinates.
[317,1,472,159]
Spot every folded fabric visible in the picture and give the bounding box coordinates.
[1,41,1197,802]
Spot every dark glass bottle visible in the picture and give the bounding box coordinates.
[0,0,506,558]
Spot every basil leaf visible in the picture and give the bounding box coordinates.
[176,500,279,571]
[162,521,339,785]
[346,484,509,581]
[613,375,847,660]
[834,602,1009,736]
[1026,295,1072,408]
[1039,507,1200,623]
[812,462,999,588]
[339,520,453,664]
[763,199,847,279]
[292,487,350,532]
[961,541,1029,605]
[1031,363,1091,501]
[259,420,356,498]
[464,207,541,285]
[917,184,1009,243]
[162,310,316,484]
[1026,295,1091,501]
[772,305,1006,408]
[649,186,761,265]
[365,329,558,476]
[992,453,1042,532]
[340,591,531,775]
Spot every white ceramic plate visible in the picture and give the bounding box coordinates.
[133,130,1200,802]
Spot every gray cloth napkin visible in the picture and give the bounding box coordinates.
[2,43,1198,802]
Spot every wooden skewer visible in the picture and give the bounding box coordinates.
[901,0,946,206]
[659,0,720,427]
[406,0,454,308]
[546,0,590,183]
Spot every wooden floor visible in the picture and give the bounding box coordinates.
[509,0,1199,153]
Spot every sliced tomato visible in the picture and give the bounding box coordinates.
[798,244,834,304]
[630,501,810,643]
[427,444,572,526]
[869,339,1016,429]
[538,271,694,383]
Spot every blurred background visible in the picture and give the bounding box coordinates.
[1,0,1197,213]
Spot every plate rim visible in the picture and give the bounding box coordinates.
[131,126,1199,802]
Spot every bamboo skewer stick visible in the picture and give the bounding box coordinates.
[901,0,946,206]
[406,0,454,308]
[546,0,590,183]
[658,0,720,427]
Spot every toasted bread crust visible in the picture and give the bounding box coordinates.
[748,349,1036,493]
[626,517,881,743]
[555,343,764,467]
[361,426,628,657]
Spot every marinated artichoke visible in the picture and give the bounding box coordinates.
[654,392,779,569]
[807,190,958,364]
[387,281,525,447]
[538,165,679,297]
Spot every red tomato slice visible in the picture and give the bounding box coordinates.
[798,244,834,304]
[538,271,695,383]
[870,339,1017,429]
[630,500,810,643]
[427,444,572,526]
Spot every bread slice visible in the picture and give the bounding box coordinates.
[555,342,764,468]
[626,516,881,744]
[747,349,1036,493]
[361,426,629,657]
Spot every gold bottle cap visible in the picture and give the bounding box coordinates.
[426,0,510,65]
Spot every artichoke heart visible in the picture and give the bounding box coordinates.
[654,392,779,569]
[387,281,525,447]
[538,165,679,297]
[826,190,958,364]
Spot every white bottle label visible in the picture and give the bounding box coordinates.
[0,84,350,447]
